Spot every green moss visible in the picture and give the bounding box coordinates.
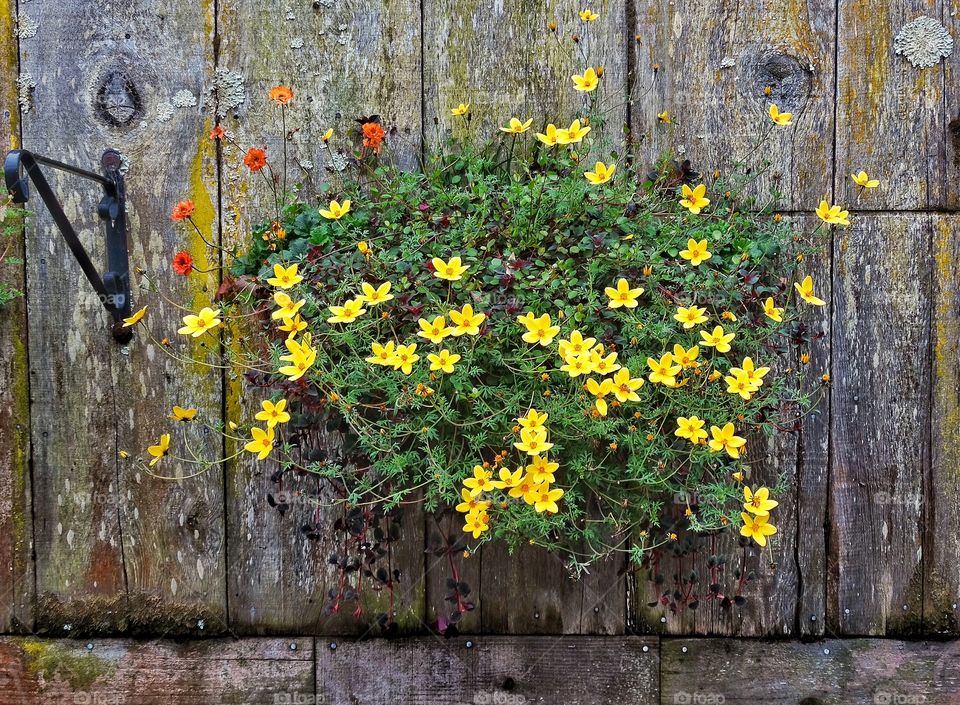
[19,639,116,690]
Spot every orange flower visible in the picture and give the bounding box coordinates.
[172,251,193,276]
[268,86,294,105]
[171,199,195,222]
[209,124,225,140]
[362,121,386,152]
[244,147,267,172]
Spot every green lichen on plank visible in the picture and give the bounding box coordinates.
[18,638,116,690]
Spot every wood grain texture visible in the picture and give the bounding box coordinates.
[925,215,960,634]
[423,0,629,150]
[661,638,960,705]
[632,0,836,210]
[317,636,659,705]
[0,0,33,635]
[20,0,225,634]
[829,214,930,635]
[835,1,956,210]
[217,0,425,634]
[0,637,313,704]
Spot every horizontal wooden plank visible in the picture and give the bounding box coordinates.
[317,636,659,705]
[661,638,960,705]
[0,637,313,704]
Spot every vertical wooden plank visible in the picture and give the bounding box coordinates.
[926,214,960,634]
[633,0,837,210]
[422,0,629,635]
[835,1,956,210]
[21,0,225,633]
[829,214,929,635]
[424,0,629,142]
[0,0,33,633]
[217,0,424,634]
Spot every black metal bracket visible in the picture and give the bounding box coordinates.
[4,148,133,343]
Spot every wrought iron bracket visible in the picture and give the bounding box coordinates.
[4,148,133,343]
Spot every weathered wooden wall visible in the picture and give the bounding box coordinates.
[0,0,958,666]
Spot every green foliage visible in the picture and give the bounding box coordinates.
[0,203,27,308]
[226,131,824,565]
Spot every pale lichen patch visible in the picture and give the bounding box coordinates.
[894,16,953,68]
[16,74,36,113]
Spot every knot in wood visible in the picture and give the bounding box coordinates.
[95,71,142,126]
[745,51,812,114]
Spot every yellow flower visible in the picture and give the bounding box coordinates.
[278,314,308,338]
[360,281,393,305]
[815,200,850,226]
[178,307,222,337]
[500,117,533,134]
[590,349,621,376]
[147,433,171,466]
[464,465,495,496]
[556,119,591,144]
[740,512,777,547]
[527,456,558,485]
[708,422,747,458]
[417,315,453,344]
[272,291,306,321]
[432,256,470,281]
[451,103,470,116]
[586,377,614,416]
[256,399,290,428]
[455,488,491,514]
[122,305,148,328]
[605,278,644,309]
[277,336,317,381]
[794,275,826,306]
[851,171,879,188]
[366,340,396,366]
[533,483,564,514]
[679,183,710,214]
[657,111,671,124]
[492,466,524,490]
[647,353,682,386]
[320,199,351,220]
[427,349,461,373]
[514,427,554,455]
[560,351,596,378]
[518,312,560,346]
[700,325,735,353]
[675,415,707,444]
[267,263,303,289]
[674,305,708,329]
[535,124,560,146]
[584,160,615,184]
[168,406,197,422]
[463,509,490,538]
[679,238,712,266]
[725,371,756,400]
[389,343,420,375]
[579,9,599,21]
[768,103,792,126]
[721,311,737,322]
[572,67,600,92]
[763,297,783,323]
[611,368,644,402]
[244,426,275,461]
[672,344,700,369]
[730,356,769,389]
[449,303,486,335]
[322,128,334,142]
[357,240,370,255]
[558,331,596,361]
[744,486,778,516]
[518,409,549,431]
[326,297,367,324]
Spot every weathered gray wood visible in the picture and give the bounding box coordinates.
[217,0,425,633]
[661,638,960,705]
[632,0,837,210]
[0,637,313,704]
[20,0,225,634]
[835,1,957,210]
[926,215,960,634]
[317,636,659,705]
[0,2,33,634]
[829,215,929,635]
